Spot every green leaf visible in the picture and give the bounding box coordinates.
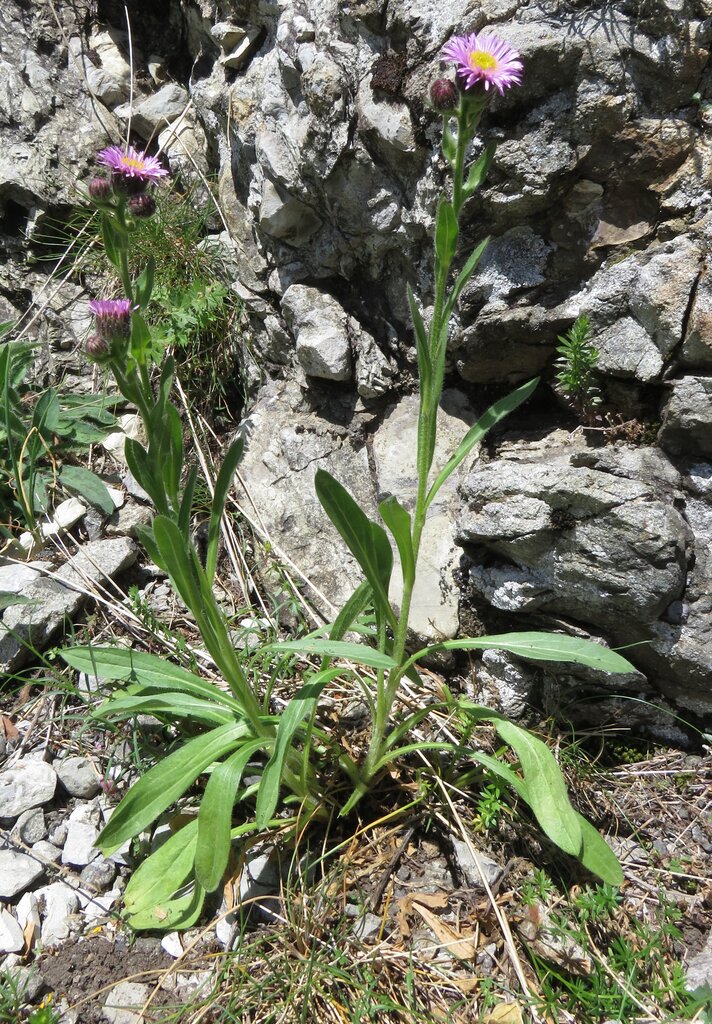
[435,199,458,268]
[493,718,582,856]
[575,813,624,885]
[94,692,234,727]
[124,437,160,508]
[441,237,490,326]
[255,669,340,828]
[441,120,457,164]
[195,740,264,891]
[407,285,432,389]
[425,378,539,508]
[328,581,374,644]
[129,313,152,365]
[60,646,244,713]
[127,881,206,931]
[97,721,250,853]
[153,515,204,614]
[33,389,61,438]
[269,638,398,672]
[378,496,415,589]
[123,818,198,918]
[178,464,199,539]
[206,435,244,583]
[135,257,155,308]
[100,212,126,270]
[314,469,396,629]
[463,141,496,197]
[0,592,34,610]
[59,465,114,516]
[420,632,637,674]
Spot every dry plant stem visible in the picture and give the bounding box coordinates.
[363,99,485,786]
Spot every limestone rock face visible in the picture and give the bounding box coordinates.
[3,0,712,718]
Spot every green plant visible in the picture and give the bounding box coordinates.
[554,314,602,424]
[521,869,558,906]
[473,779,508,832]
[61,43,637,931]
[0,325,117,550]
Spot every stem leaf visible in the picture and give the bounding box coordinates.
[435,199,459,269]
[426,378,539,508]
[315,469,396,628]
[205,435,244,584]
[378,495,415,589]
[463,141,496,198]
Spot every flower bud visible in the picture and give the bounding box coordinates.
[430,78,459,112]
[127,193,157,218]
[88,177,112,202]
[86,333,109,360]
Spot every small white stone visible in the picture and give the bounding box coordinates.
[161,931,184,958]
[0,758,57,818]
[0,909,24,953]
[16,891,40,931]
[51,497,87,531]
[102,981,150,1024]
[0,851,44,899]
[36,882,80,946]
[62,820,100,866]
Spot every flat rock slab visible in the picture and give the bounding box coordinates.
[0,538,137,674]
[0,850,44,899]
[102,981,150,1024]
[0,759,57,819]
[55,756,100,799]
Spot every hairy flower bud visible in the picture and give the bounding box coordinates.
[88,177,112,202]
[86,332,109,360]
[127,193,157,218]
[430,78,459,112]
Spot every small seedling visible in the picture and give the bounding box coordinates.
[554,314,602,424]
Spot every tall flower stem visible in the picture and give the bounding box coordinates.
[363,95,487,782]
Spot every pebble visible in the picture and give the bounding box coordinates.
[62,820,100,866]
[36,882,81,946]
[451,839,503,889]
[102,981,150,1024]
[80,856,117,892]
[32,840,62,863]
[0,850,44,899]
[55,756,100,799]
[0,759,57,819]
[0,908,24,952]
[48,822,68,847]
[12,807,47,844]
[16,891,40,931]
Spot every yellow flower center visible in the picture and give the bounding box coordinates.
[120,156,146,170]
[468,50,497,73]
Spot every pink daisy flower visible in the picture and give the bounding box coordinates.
[97,145,168,192]
[441,33,523,96]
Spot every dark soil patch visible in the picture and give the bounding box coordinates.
[39,936,174,1022]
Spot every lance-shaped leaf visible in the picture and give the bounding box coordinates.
[59,465,114,516]
[97,721,249,853]
[195,739,264,891]
[123,819,198,922]
[269,638,397,672]
[315,469,396,628]
[425,378,539,509]
[435,199,459,270]
[413,632,637,675]
[100,212,126,270]
[61,645,244,712]
[463,141,496,198]
[492,717,582,856]
[255,668,341,827]
[379,495,415,590]
[407,285,431,391]
[135,256,155,307]
[575,813,624,885]
[205,435,244,583]
[441,237,490,327]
